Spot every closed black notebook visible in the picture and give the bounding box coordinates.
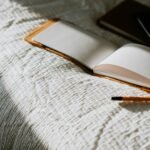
[98,0,150,46]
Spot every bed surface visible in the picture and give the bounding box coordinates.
[0,0,150,149]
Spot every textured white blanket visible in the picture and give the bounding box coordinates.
[0,0,150,149]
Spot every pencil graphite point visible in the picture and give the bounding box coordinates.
[111,97,122,101]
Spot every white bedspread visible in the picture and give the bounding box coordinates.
[0,0,150,149]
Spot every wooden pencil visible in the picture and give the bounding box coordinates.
[111,96,150,102]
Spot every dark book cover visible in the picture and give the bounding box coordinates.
[98,0,150,46]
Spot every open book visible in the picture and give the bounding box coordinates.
[25,19,150,90]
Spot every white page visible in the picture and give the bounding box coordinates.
[33,21,117,69]
[98,43,150,79]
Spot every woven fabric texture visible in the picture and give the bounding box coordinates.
[0,0,150,149]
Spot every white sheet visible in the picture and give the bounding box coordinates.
[33,21,117,69]
[0,0,150,149]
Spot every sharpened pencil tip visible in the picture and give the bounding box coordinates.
[111,97,123,101]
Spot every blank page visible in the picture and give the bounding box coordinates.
[33,21,117,69]
[99,43,150,78]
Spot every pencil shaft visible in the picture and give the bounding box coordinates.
[122,97,150,101]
